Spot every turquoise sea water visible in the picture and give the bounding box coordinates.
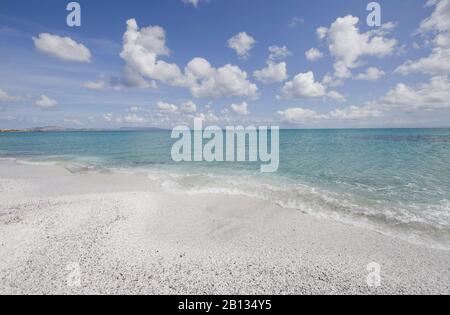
[1,129,449,249]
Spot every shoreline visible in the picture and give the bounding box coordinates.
[0,160,449,294]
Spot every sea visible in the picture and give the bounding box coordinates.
[1,128,449,249]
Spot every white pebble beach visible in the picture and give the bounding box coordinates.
[0,160,448,295]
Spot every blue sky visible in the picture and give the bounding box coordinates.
[0,0,449,129]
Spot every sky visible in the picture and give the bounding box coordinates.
[0,0,449,129]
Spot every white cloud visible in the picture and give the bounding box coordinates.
[396,0,450,75]
[33,33,91,63]
[316,27,328,40]
[180,101,197,113]
[305,48,324,61]
[322,73,344,87]
[382,75,450,109]
[122,114,147,124]
[182,0,203,7]
[0,88,22,102]
[103,113,114,122]
[120,19,182,86]
[120,19,258,99]
[329,76,450,121]
[355,67,386,81]
[184,58,258,98]
[112,67,159,90]
[253,61,288,84]
[396,43,450,75]
[289,17,305,28]
[230,102,250,116]
[328,106,382,120]
[280,71,326,99]
[195,112,219,122]
[325,75,450,123]
[278,74,450,126]
[195,105,219,122]
[268,45,292,60]
[35,95,58,109]
[228,32,256,59]
[128,106,143,113]
[327,90,346,102]
[319,15,397,78]
[85,69,158,91]
[277,108,324,123]
[278,105,381,124]
[84,80,106,90]
[157,101,179,114]
[420,0,450,33]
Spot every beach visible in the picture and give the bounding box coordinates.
[0,159,448,295]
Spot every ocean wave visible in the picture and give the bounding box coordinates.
[135,168,450,250]
[0,155,108,170]
[16,160,62,167]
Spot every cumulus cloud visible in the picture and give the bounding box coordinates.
[318,15,397,79]
[277,107,324,123]
[229,102,250,116]
[0,88,22,102]
[228,32,256,59]
[33,33,91,63]
[332,76,450,120]
[328,106,382,120]
[316,27,328,40]
[180,101,197,113]
[305,48,324,61]
[396,42,450,75]
[128,106,143,113]
[195,105,219,122]
[396,0,450,75]
[84,80,106,90]
[280,71,326,99]
[157,101,179,114]
[278,105,381,124]
[184,58,258,98]
[35,95,58,109]
[268,45,292,60]
[327,90,346,102]
[182,0,203,7]
[120,19,182,86]
[322,73,344,87]
[120,19,258,99]
[278,75,450,124]
[84,69,158,91]
[103,113,114,122]
[330,76,450,121]
[355,67,386,81]
[253,61,288,84]
[381,75,450,109]
[111,67,159,90]
[278,74,450,126]
[106,110,155,125]
[122,114,148,124]
[420,0,450,33]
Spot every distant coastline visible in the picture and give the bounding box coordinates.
[1,126,450,133]
[0,126,168,133]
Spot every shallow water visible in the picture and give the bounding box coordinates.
[1,129,449,249]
